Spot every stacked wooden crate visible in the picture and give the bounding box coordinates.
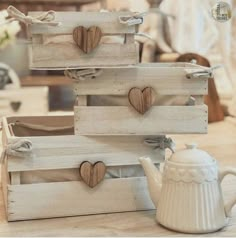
[1,11,209,221]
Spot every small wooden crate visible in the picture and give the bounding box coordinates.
[28,11,139,69]
[74,63,209,135]
[1,115,164,221]
[0,87,48,117]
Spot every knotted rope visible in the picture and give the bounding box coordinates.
[0,138,33,163]
[186,65,223,79]
[119,12,147,26]
[119,9,175,26]
[7,5,61,26]
[64,68,103,81]
[144,136,175,153]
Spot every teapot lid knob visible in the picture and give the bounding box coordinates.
[185,143,198,149]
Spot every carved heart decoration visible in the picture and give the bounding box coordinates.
[128,87,156,114]
[79,161,106,188]
[10,101,21,112]
[73,26,102,54]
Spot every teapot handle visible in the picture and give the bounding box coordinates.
[219,167,236,217]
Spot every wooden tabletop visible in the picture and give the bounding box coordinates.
[0,119,236,236]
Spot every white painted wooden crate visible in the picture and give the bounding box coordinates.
[28,11,139,69]
[0,87,48,118]
[1,115,164,221]
[74,63,209,135]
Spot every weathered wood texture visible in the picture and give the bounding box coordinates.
[73,64,208,96]
[73,63,208,135]
[29,43,138,68]
[28,12,136,35]
[2,116,163,172]
[0,87,48,117]
[74,105,208,135]
[7,177,154,221]
[1,115,164,221]
[28,12,138,68]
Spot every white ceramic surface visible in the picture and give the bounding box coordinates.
[139,144,236,234]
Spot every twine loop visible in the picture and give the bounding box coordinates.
[7,5,61,26]
[1,138,33,163]
[64,68,103,81]
[144,136,175,153]
[186,65,223,79]
[119,12,147,26]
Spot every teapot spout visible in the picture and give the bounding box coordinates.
[139,157,162,208]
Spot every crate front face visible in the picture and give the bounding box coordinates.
[28,12,138,69]
[2,116,164,220]
[74,63,208,135]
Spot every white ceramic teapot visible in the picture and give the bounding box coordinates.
[139,143,236,234]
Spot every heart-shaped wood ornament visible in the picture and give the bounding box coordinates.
[128,87,156,114]
[79,161,106,188]
[10,101,21,112]
[73,26,102,54]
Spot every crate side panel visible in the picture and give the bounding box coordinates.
[30,43,138,69]
[7,136,164,172]
[8,177,154,221]
[74,67,208,96]
[74,105,208,135]
[29,12,136,35]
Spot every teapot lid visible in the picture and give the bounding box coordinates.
[169,143,214,165]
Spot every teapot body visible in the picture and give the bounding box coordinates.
[157,160,227,233]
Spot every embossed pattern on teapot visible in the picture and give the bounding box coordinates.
[139,143,236,234]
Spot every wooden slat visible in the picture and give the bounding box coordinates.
[29,12,136,35]
[1,117,12,146]
[21,76,72,86]
[7,135,164,172]
[74,105,208,135]
[1,154,9,217]
[73,67,208,96]
[30,43,138,69]
[10,172,21,185]
[2,0,103,2]
[75,96,87,106]
[8,177,154,221]
[193,95,204,105]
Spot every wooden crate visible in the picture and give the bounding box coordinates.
[1,115,164,221]
[28,11,139,69]
[74,63,209,135]
[0,87,48,118]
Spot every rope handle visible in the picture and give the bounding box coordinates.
[10,121,74,132]
[7,5,61,26]
[144,136,175,153]
[65,69,103,81]
[185,65,223,80]
[119,9,175,26]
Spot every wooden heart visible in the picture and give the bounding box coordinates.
[73,26,102,54]
[128,87,156,114]
[10,101,21,112]
[79,161,106,188]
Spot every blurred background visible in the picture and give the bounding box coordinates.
[0,0,235,123]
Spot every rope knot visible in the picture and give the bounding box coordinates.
[185,65,223,80]
[5,138,33,158]
[144,136,175,153]
[7,5,61,26]
[1,138,33,163]
[119,12,147,26]
[64,69,103,81]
